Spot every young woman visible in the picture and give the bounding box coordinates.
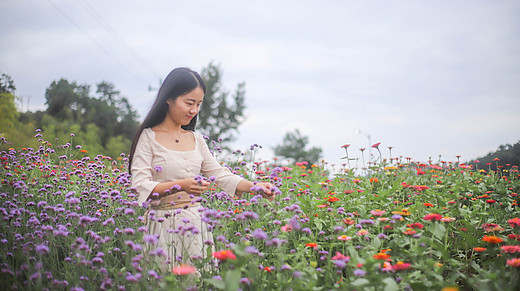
[129,67,273,269]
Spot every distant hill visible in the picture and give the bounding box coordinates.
[467,140,520,171]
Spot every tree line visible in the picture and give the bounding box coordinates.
[1,64,324,164]
[467,140,520,171]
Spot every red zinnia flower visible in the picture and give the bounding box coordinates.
[508,234,520,241]
[212,250,237,261]
[383,225,393,230]
[407,223,424,229]
[392,261,411,271]
[371,142,381,149]
[423,213,443,221]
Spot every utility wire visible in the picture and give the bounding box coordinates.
[74,0,160,79]
[46,0,150,85]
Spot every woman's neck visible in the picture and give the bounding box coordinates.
[157,119,182,132]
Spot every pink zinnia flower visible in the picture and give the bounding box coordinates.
[337,235,352,241]
[281,224,292,232]
[392,261,411,271]
[332,252,350,261]
[506,258,520,268]
[172,264,197,275]
[370,209,386,216]
[357,229,369,236]
[508,218,520,228]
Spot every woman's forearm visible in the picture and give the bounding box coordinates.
[152,181,180,194]
[236,180,254,194]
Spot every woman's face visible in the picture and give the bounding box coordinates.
[166,87,204,126]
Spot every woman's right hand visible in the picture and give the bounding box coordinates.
[177,177,210,195]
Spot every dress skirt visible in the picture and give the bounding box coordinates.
[147,205,215,271]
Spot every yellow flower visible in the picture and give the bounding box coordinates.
[441,287,459,291]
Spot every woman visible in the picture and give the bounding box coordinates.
[129,67,273,269]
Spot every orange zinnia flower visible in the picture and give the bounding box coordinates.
[373,252,391,260]
[306,242,318,249]
[403,228,416,235]
[343,218,355,225]
[212,250,237,261]
[392,209,411,216]
[325,196,340,203]
[482,235,504,244]
[473,247,487,252]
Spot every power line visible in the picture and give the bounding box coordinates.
[74,0,160,79]
[46,0,150,85]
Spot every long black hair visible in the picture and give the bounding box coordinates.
[128,67,206,172]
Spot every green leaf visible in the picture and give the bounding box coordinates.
[383,277,399,291]
[204,278,226,290]
[224,269,241,291]
[371,237,382,249]
[351,278,370,287]
[432,222,446,240]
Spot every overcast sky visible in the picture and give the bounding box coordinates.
[1,0,519,169]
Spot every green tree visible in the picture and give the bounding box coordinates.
[45,79,90,121]
[0,74,36,150]
[273,129,323,165]
[198,62,246,144]
[469,140,520,171]
[39,78,140,156]
[0,72,16,94]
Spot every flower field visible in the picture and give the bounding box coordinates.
[1,132,519,290]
